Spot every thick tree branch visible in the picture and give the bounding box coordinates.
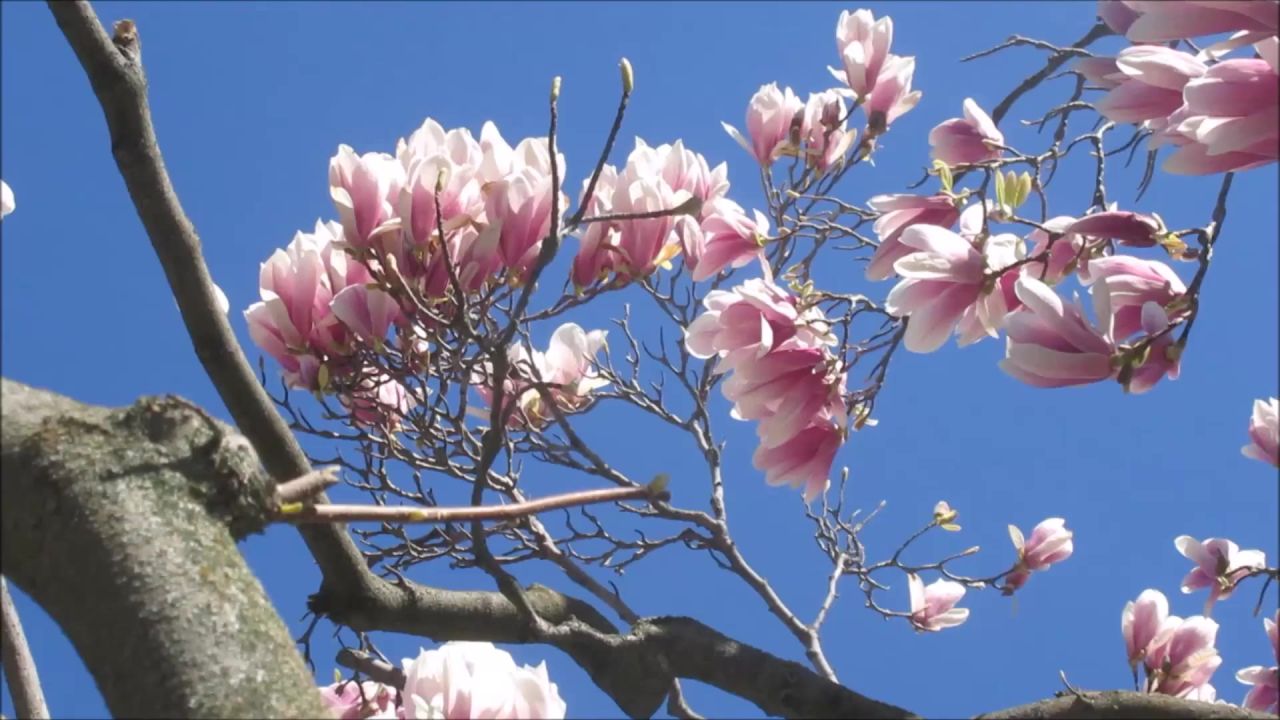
[976,690,1275,720]
[0,378,328,718]
[46,0,370,591]
[313,576,913,719]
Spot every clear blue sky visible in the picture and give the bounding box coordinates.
[3,2,1277,718]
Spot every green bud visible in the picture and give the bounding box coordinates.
[1014,172,1032,209]
[932,159,954,193]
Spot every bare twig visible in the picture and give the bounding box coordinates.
[274,466,342,505]
[0,577,50,720]
[283,483,668,524]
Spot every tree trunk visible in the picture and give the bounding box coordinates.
[0,378,327,719]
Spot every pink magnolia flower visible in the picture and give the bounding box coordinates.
[1259,36,1279,74]
[1003,518,1074,593]
[1236,613,1279,713]
[1024,215,1094,285]
[721,346,841,440]
[329,145,405,250]
[800,90,855,171]
[1175,536,1268,612]
[571,140,700,287]
[475,323,609,429]
[1122,1,1279,43]
[319,681,397,720]
[1065,210,1167,248]
[1098,0,1140,34]
[722,83,805,165]
[1097,46,1206,125]
[1181,683,1219,703]
[864,54,922,136]
[641,138,730,214]
[1122,302,1182,395]
[570,163,621,289]
[685,277,834,375]
[929,98,1005,165]
[684,197,767,282]
[831,8,894,98]
[1079,255,1187,339]
[752,418,844,501]
[481,169,559,283]
[1161,58,1280,175]
[469,122,567,282]
[397,126,485,245]
[885,225,1025,353]
[865,193,962,281]
[1124,589,1173,670]
[1146,615,1223,697]
[1242,397,1279,467]
[1000,275,1117,389]
[331,284,402,347]
[476,121,565,185]
[0,179,13,219]
[246,220,373,389]
[396,117,485,175]
[400,642,567,720]
[342,374,419,429]
[1075,56,1128,90]
[907,573,969,632]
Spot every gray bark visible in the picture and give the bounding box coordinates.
[975,690,1273,719]
[1,378,328,719]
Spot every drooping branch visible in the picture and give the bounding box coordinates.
[0,378,328,718]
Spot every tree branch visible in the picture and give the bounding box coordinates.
[1,576,50,720]
[976,690,1275,720]
[46,0,371,591]
[0,378,328,718]
[313,575,915,719]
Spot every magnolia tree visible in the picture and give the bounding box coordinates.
[3,1,1278,719]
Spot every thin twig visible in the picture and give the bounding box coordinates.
[283,483,668,524]
[1,577,50,720]
[275,466,341,505]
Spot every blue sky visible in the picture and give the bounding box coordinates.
[3,2,1277,718]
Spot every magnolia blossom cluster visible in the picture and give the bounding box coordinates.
[830,9,922,136]
[244,219,418,425]
[318,642,566,720]
[685,276,846,499]
[722,8,922,169]
[1085,0,1279,175]
[1119,531,1271,706]
[246,117,576,420]
[869,191,1190,394]
[1122,589,1224,699]
[472,322,609,429]
[571,138,770,287]
[1123,591,1277,709]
